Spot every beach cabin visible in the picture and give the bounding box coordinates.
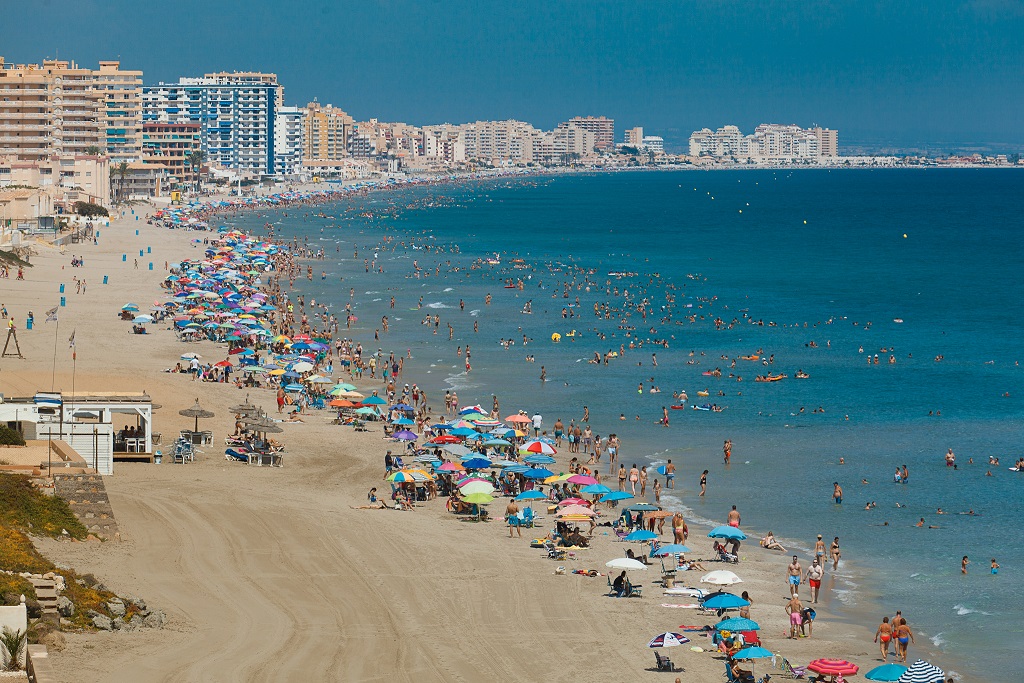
[0,391,156,474]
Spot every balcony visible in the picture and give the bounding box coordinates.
[0,135,48,143]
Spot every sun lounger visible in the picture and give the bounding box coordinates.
[224,448,248,463]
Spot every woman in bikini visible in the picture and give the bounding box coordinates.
[874,616,892,661]
[895,618,914,662]
[830,537,842,570]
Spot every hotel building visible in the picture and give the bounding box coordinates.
[141,122,200,186]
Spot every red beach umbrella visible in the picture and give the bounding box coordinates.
[807,659,859,677]
[430,435,461,444]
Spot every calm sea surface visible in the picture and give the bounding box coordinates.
[228,169,1023,681]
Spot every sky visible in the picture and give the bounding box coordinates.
[3,0,1024,151]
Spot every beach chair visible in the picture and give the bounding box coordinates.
[224,448,248,463]
[780,659,806,679]
[740,630,761,647]
[546,541,568,561]
[520,507,536,528]
[654,650,675,672]
[714,542,739,563]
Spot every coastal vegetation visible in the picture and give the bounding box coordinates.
[72,201,108,217]
[0,426,26,446]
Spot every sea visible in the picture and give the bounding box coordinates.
[227,169,1023,681]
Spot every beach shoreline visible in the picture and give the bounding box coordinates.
[0,180,977,682]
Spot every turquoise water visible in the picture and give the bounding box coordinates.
[230,170,1023,681]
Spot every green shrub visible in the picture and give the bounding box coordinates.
[73,201,108,217]
[0,426,25,446]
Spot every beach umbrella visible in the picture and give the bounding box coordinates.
[392,430,418,441]
[505,414,531,423]
[544,473,573,484]
[515,491,548,501]
[503,464,532,474]
[449,427,479,437]
[437,461,465,473]
[121,303,139,311]
[461,457,493,470]
[624,529,658,542]
[708,526,747,540]
[361,396,387,405]
[701,570,743,586]
[600,491,634,503]
[865,664,909,682]
[895,660,944,683]
[354,407,379,416]
[331,383,357,392]
[523,467,553,479]
[716,617,760,632]
[430,435,461,444]
[391,403,414,411]
[459,481,496,496]
[481,439,512,447]
[556,505,596,517]
[228,398,259,415]
[556,497,590,507]
[519,440,557,455]
[178,399,214,432]
[387,471,421,483]
[581,484,612,495]
[651,544,692,556]
[284,383,304,392]
[605,557,647,571]
[439,444,472,458]
[701,592,750,609]
[461,492,494,505]
[391,417,415,425]
[808,659,859,678]
[523,454,556,465]
[734,646,772,659]
[180,353,201,360]
[625,503,659,512]
[133,314,154,323]
[647,632,690,648]
[329,399,355,408]
[567,474,598,486]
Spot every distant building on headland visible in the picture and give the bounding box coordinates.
[559,116,615,151]
[689,124,838,162]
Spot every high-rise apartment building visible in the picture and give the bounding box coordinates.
[811,127,838,157]
[560,116,614,151]
[0,57,142,162]
[303,102,353,161]
[274,106,303,176]
[143,72,282,176]
[689,124,836,161]
[141,122,200,186]
[624,127,644,147]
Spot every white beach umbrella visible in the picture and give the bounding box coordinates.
[896,660,945,683]
[606,557,648,571]
[700,570,743,586]
[290,361,314,372]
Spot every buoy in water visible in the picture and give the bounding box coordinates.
[903,233,908,238]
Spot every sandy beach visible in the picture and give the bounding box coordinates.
[1,201,890,683]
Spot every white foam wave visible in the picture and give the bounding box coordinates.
[929,632,947,648]
[443,287,454,292]
[953,604,992,616]
[831,589,856,606]
[470,309,481,316]
[426,302,452,309]
[444,372,483,391]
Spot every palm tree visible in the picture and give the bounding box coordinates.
[85,145,101,156]
[115,161,129,204]
[186,150,206,194]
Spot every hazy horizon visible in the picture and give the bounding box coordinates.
[3,0,1023,153]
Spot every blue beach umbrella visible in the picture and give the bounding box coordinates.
[865,664,909,682]
[503,464,531,474]
[391,403,414,411]
[733,646,773,660]
[580,484,611,495]
[515,491,548,501]
[600,491,634,503]
[716,617,759,632]
[624,529,658,542]
[449,427,478,437]
[701,592,750,609]
[523,467,553,479]
[462,457,493,470]
[708,526,747,541]
[523,454,556,465]
[625,503,659,512]
[391,417,414,425]
[361,396,387,405]
[482,439,512,447]
[651,544,692,556]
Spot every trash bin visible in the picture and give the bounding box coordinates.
[26,318,33,330]
[154,451,162,464]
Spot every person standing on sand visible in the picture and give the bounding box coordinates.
[628,464,639,495]
[665,460,676,489]
[895,617,914,662]
[830,537,841,570]
[506,500,521,538]
[277,387,285,413]
[723,439,732,464]
[874,616,892,661]
[788,556,802,596]
[806,558,824,603]
[617,464,627,492]
[699,469,707,496]
[786,593,804,638]
[653,478,662,503]
[639,466,648,497]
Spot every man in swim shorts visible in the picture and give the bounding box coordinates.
[788,556,802,597]
[665,459,675,488]
[786,593,803,638]
[806,558,824,603]
[727,505,741,528]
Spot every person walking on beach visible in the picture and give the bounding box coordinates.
[653,478,662,503]
[639,465,648,497]
[276,387,286,413]
[806,558,824,603]
[699,469,707,496]
[894,618,914,662]
[723,439,732,464]
[787,556,802,597]
[532,412,542,437]
[814,535,826,563]
[665,460,676,489]
[874,616,893,661]
[628,464,639,495]
[617,464,627,492]
[786,592,804,639]
[830,537,841,570]
[506,500,521,538]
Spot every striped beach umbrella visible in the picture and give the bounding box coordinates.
[647,632,690,648]
[896,660,944,683]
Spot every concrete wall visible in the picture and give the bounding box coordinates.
[0,601,27,668]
